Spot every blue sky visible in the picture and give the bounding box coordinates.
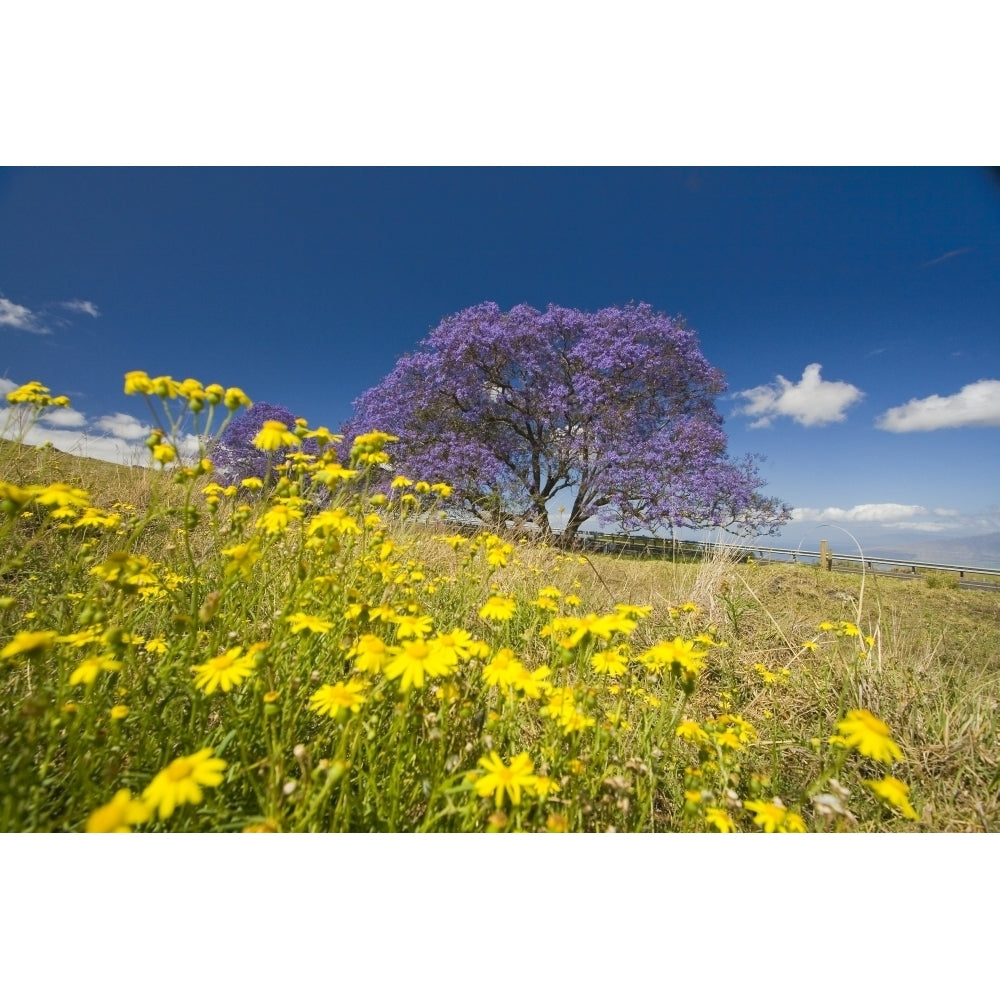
[3,167,999,560]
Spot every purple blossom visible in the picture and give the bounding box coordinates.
[346,302,790,539]
[210,401,315,487]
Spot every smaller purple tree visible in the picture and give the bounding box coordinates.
[210,401,314,487]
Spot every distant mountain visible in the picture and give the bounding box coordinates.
[859,533,1000,570]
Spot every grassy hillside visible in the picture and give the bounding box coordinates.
[2,435,998,832]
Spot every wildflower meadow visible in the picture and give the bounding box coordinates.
[2,374,998,833]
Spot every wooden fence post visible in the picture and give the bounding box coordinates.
[820,539,832,571]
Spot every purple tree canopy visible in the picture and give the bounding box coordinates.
[210,401,313,487]
[346,302,791,539]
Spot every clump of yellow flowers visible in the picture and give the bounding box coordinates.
[0,371,930,833]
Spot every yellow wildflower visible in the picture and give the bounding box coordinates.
[705,808,737,832]
[676,719,710,743]
[591,645,629,676]
[150,375,181,398]
[394,613,434,639]
[744,798,807,832]
[350,430,398,465]
[479,594,517,622]
[384,638,454,691]
[286,612,335,635]
[485,538,514,567]
[303,425,342,446]
[482,647,526,692]
[347,634,391,674]
[639,637,708,691]
[309,679,368,717]
[69,654,122,686]
[834,709,903,765]
[865,775,919,821]
[541,687,595,735]
[142,748,227,820]
[256,498,304,535]
[7,380,57,405]
[32,483,90,508]
[307,507,362,537]
[224,387,252,410]
[85,789,150,832]
[435,628,489,662]
[474,752,538,808]
[222,539,261,578]
[1,630,58,660]
[613,603,650,621]
[313,463,357,485]
[74,507,121,530]
[123,371,154,395]
[191,647,256,694]
[544,613,636,649]
[533,775,560,798]
[253,420,299,452]
[151,442,177,465]
[0,480,33,509]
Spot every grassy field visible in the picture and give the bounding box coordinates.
[2,382,998,833]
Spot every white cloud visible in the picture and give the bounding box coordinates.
[1,423,206,467]
[177,433,202,458]
[0,296,48,334]
[733,363,864,428]
[787,502,986,536]
[876,379,1000,432]
[60,299,100,318]
[0,419,148,465]
[93,412,153,440]
[879,521,952,533]
[0,377,18,395]
[1,404,203,468]
[39,407,88,429]
[791,502,928,523]
[921,247,973,268]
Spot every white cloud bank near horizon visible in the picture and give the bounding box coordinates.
[1,415,203,467]
[789,501,1000,536]
[876,379,1000,432]
[1,378,201,467]
[733,363,864,428]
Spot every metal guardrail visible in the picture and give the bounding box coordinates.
[559,530,1000,579]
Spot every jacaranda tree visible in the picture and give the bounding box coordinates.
[210,401,311,487]
[348,302,790,540]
